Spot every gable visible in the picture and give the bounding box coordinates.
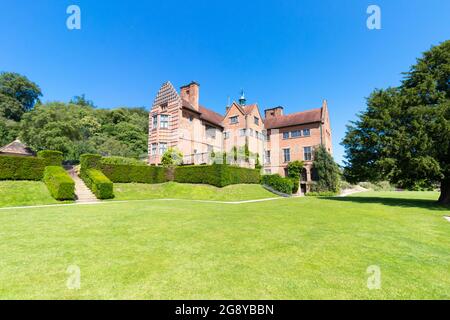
[152,81,180,110]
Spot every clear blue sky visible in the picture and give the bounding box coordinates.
[1,0,449,163]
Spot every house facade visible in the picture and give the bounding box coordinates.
[148,81,332,193]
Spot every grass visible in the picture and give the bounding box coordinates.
[112,182,278,201]
[0,181,65,207]
[0,190,449,299]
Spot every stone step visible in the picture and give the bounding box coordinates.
[64,166,100,203]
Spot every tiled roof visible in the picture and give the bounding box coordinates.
[199,106,224,128]
[0,139,35,156]
[264,108,322,129]
[181,99,224,127]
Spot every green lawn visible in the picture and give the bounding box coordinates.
[113,182,278,201]
[0,181,64,208]
[0,190,449,299]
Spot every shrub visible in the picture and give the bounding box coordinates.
[37,150,63,166]
[174,164,260,187]
[261,174,294,195]
[43,166,75,200]
[311,145,341,193]
[161,148,183,166]
[0,155,45,180]
[80,154,102,171]
[100,163,169,184]
[101,156,144,166]
[287,161,303,194]
[81,168,114,199]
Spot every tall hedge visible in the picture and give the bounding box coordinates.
[37,150,64,166]
[261,174,294,195]
[80,154,102,171]
[80,168,114,199]
[100,163,168,184]
[43,166,75,200]
[0,155,46,180]
[174,164,260,187]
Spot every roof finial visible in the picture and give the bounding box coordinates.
[239,89,246,106]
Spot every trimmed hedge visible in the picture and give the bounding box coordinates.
[0,155,46,180]
[37,150,63,166]
[80,168,114,199]
[100,163,168,184]
[174,164,260,187]
[261,174,294,195]
[43,166,75,200]
[101,156,144,166]
[80,154,102,171]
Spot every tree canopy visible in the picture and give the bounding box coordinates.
[311,145,341,194]
[342,40,450,204]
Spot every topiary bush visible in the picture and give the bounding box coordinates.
[101,156,144,166]
[37,150,64,166]
[0,155,46,180]
[80,168,114,199]
[43,166,75,200]
[100,163,169,184]
[261,174,294,195]
[80,154,102,171]
[174,164,260,187]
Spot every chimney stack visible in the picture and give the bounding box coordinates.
[180,81,200,110]
[264,106,284,119]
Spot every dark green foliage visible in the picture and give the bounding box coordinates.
[0,116,19,147]
[342,40,450,204]
[311,145,341,194]
[20,102,148,161]
[174,164,260,187]
[0,72,42,121]
[43,166,75,200]
[37,150,63,166]
[287,160,304,193]
[80,168,114,199]
[261,174,294,195]
[0,155,45,180]
[80,154,102,171]
[305,191,337,197]
[100,163,168,184]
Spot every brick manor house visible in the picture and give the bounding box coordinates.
[148,81,332,193]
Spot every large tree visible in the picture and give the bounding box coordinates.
[342,40,450,204]
[0,72,42,121]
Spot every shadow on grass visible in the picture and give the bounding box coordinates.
[323,196,449,211]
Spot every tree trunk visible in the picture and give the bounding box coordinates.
[438,178,450,205]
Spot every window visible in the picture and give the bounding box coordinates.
[230,116,238,124]
[159,143,167,155]
[160,115,169,129]
[151,143,157,156]
[303,129,311,136]
[265,169,272,174]
[206,125,216,139]
[291,130,301,138]
[224,131,230,139]
[265,130,270,141]
[304,146,312,161]
[160,103,168,111]
[254,116,259,125]
[152,115,158,129]
[240,129,246,136]
[189,115,193,122]
[256,131,260,140]
[283,148,290,163]
[249,129,253,137]
[265,150,271,164]
[283,132,290,139]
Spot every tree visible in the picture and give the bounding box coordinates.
[0,72,42,121]
[287,160,304,193]
[161,148,183,166]
[311,145,341,193]
[342,41,450,204]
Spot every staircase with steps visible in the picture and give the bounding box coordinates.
[64,165,99,203]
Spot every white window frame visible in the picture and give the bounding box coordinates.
[230,116,239,124]
[283,148,291,163]
[160,114,169,129]
[304,146,312,161]
[159,142,168,155]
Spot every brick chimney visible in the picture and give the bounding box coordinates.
[180,81,200,110]
[264,106,284,119]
